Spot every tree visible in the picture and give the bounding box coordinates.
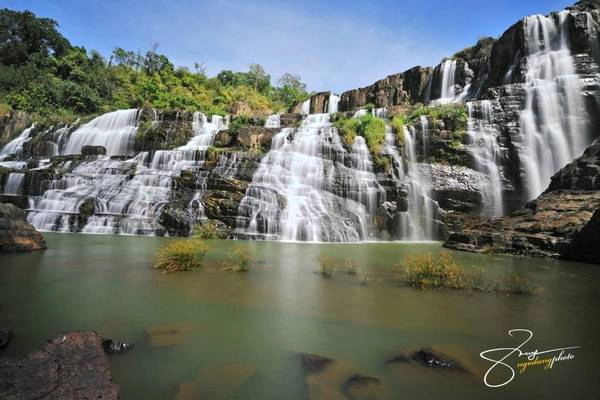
[0,8,71,65]
[277,73,306,92]
[275,73,308,109]
[245,63,271,94]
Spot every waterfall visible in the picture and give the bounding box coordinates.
[420,116,429,158]
[63,109,140,156]
[234,113,383,242]
[264,114,281,129]
[438,59,457,103]
[586,12,600,64]
[518,12,591,200]
[301,99,311,114]
[328,94,340,113]
[27,111,225,235]
[0,125,34,160]
[3,173,25,195]
[398,126,441,240]
[466,101,504,217]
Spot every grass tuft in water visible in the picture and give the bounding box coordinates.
[395,252,466,289]
[317,253,335,278]
[344,258,358,275]
[394,252,540,294]
[220,246,254,272]
[154,239,208,273]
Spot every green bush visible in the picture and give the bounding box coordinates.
[390,114,405,146]
[154,239,207,273]
[333,114,385,154]
[333,117,359,145]
[359,114,386,154]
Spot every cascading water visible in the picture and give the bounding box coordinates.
[3,173,25,195]
[27,111,226,235]
[63,109,140,156]
[264,114,281,129]
[234,113,383,242]
[328,94,340,113]
[301,98,311,114]
[440,59,457,101]
[466,101,504,217]
[0,125,34,160]
[398,126,441,240]
[420,116,429,158]
[518,11,591,200]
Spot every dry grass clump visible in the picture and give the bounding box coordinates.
[220,246,254,272]
[395,252,466,289]
[154,239,208,273]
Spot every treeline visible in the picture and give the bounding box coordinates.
[0,8,310,119]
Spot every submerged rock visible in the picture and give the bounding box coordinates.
[144,321,197,348]
[175,363,256,400]
[0,328,11,349]
[0,331,119,399]
[343,374,383,400]
[102,338,134,354]
[0,203,46,252]
[387,349,466,372]
[297,352,335,373]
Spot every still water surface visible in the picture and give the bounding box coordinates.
[0,233,599,399]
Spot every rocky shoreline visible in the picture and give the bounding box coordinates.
[0,203,45,253]
[0,331,120,400]
[444,141,600,264]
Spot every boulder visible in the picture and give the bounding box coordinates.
[81,145,107,156]
[236,126,276,149]
[387,349,467,372]
[102,338,134,354]
[0,203,46,252]
[0,329,10,349]
[0,331,120,399]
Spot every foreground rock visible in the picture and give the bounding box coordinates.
[0,331,119,399]
[0,203,46,252]
[296,352,387,400]
[445,141,600,263]
[0,329,10,349]
[387,349,467,372]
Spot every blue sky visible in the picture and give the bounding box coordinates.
[3,0,571,92]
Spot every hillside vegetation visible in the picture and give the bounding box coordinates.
[0,8,310,119]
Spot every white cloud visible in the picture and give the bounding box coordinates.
[138,0,447,93]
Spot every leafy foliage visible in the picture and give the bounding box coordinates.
[333,113,386,155]
[0,8,309,117]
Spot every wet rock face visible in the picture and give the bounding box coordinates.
[546,140,600,191]
[445,136,600,263]
[339,66,432,111]
[135,109,195,151]
[0,203,46,252]
[0,331,120,400]
[0,111,32,149]
[429,164,484,212]
[236,126,277,149]
[81,145,107,155]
